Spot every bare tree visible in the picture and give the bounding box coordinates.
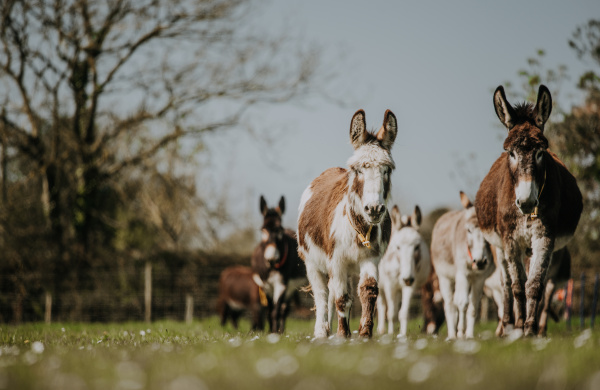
[0,0,323,321]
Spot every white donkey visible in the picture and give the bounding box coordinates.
[431,192,495,339]
[377,205,430,337]
[298,109,397,338]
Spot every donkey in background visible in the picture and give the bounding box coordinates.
[377,205,430,337]
[476,85,582,336]
[431,192,495,339]
[298,109,397,338]
[217,265,266,331]
[251,195,307,333]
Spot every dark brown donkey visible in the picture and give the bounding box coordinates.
[217,265,265,331]
[251,196,307,333]
[476,85,582,337]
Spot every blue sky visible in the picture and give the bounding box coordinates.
[203,0,600,233]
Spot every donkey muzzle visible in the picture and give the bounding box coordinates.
[364,203,386,223]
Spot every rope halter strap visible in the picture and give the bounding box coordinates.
[346,209,373,249]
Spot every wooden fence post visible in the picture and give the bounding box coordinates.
[44,292,52,324]
[580,273,586,330]
[145,261,152,323]
[591,274,599,329]
[185,294,194,324]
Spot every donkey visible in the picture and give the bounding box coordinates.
[377,205,430,337]
[251,195,307,333]
[297,109,397,338]
[475,85,582,336]
[431,192,495,339]
[484,246,571,337]
[421,268,446,335]
[217,265,266,331]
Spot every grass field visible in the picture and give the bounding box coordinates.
[1,317,599,390]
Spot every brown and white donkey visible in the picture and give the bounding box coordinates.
[297,109,397,338]
[476,85,582,337]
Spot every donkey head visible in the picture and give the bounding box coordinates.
[460,192,492,271]
[493,85,552,215]
[389,205,425,287]
[346,109,397,225]
[259,195,287,268]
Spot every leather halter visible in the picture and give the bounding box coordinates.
[529,168,547,220]
[346,209,373,249]
[272,240,289,269]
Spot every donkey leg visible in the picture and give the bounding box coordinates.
[330,266,352,338]
[376,287,387,335]
[466,278,485,339]
[525,237,553,337]
[306,262,330,338]
[399,286,413,337]
[438,275,457,340]
[454,272,469,339]
[358,260,379,338]
[537,279,555,337]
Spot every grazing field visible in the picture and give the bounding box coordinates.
[1,318,599,390]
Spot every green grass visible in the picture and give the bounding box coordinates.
[1,317,599,390]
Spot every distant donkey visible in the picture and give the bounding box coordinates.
[217,265,266,331]
[251,195,307,333]
[377,205,430,337]
[476,85,582,336]
[431,192,495,339]
[298,109,397,338]
[421,268,445,335]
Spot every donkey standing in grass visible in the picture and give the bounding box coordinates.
[476,85,582,337]
[431,192,495,339]
[377,205,430,337]
[251,196,307,333]
[217,265,265,331]
[484,246,571,337]
[297,109,397,338]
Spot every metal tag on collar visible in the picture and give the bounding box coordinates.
[362,240,372,249]
[530,206,539,220]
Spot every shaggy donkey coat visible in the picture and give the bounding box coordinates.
[298,109,397,338]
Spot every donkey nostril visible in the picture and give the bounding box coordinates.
[516,199,521,207]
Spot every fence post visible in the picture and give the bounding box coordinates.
[185,294,194,324]
[566,278,573,331]
[144,261,152,323]
[44,292,52,324]
[580,273,586,330]
[591,273,599,329]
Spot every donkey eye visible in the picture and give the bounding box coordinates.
[509,150,516,160]
[535,150,544,163]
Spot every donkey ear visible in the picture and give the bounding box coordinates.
[459,191,473,209]
[376,109,397,150]
[411,205,422,230]
[277,196,286,215]
[260,195,268,216]
[493,86,515,130]
[349,109,367,149]
[390,205,402,230]
[535,85,552,130]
